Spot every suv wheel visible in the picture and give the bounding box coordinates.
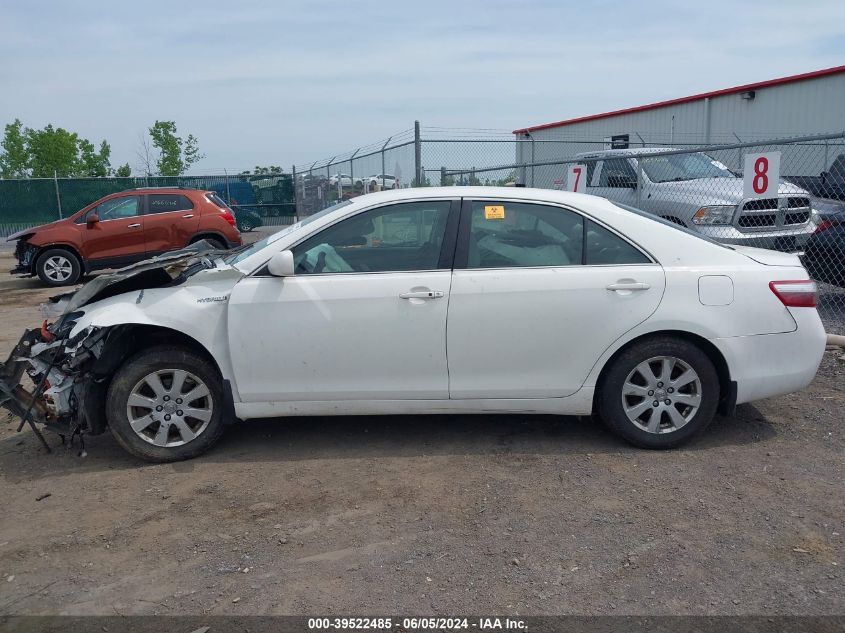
[597,337,720,449]
[106,345,226,462]
[36,248,82,286]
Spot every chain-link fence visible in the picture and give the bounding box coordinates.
[295,125,845,333]
[0,173,296,238]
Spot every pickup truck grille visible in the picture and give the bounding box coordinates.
[738,197,811,230]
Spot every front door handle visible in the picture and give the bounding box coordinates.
[182,214,194,219]
[127,223,141,229]
[606,281,650,291]
[399,290,445,299]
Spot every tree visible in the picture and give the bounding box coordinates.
[148,120,204,176]
[25,125,82,177]
[0,119,115,177]
[77,139,112,177]
[114,163,131,177]
[241,165,283,176]
[0,119,28,178]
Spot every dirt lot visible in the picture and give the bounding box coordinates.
[0,250,842,617]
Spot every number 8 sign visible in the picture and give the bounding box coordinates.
[743,151,780,199]
[566,164,588,193]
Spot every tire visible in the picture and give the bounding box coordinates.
[35,248,82,286]
[596,336,720,449]
[239,219,253,232]
[106,345,227,462]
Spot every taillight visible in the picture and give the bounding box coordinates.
[220,208,237,228]
[813,219,834,234]
[769,280,818,308]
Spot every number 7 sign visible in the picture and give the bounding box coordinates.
[566,164,588,193]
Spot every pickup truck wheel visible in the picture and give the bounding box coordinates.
[106,346,226,462]
[36,248,81,286]
[597,337,720,449]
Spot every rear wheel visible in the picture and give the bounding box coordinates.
[36,248,82,286]
[597,337,720,449]
[106,346,226,462]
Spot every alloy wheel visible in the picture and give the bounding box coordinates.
[621,356,702,434]
[126,369,213,447]
[43,255,73,282]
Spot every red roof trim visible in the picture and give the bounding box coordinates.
[513,65,845,135]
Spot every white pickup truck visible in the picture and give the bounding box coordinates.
[575,148,817,251]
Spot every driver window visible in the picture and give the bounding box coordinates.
[292,201,452,274]
[599,158,636,188]
[91,196,140,221]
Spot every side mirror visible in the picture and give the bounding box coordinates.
[267,250,295,277]
[86,213,100,226]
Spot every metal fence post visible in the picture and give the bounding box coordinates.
[530,136,535,187]
[414,120,422,186]
[441,166,447,186]
[381,136,392,189]
[53,170,62,219]
[292,164,298,218]
[224,169,231,204]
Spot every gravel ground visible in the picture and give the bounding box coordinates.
[0,252,842,617]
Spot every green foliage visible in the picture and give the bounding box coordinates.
[148,121,204,176]
[114,163,132,177]
[241,165,283,175]
[0,119,113,177]
[0,119,28,178]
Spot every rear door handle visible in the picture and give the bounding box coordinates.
[606,282,650,291]
[182,214,194,219]
[127,223,141,229]
[399,290,445,299]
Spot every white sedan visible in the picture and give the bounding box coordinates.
[0,187,826,461]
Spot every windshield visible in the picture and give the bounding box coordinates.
[639,152,734,183]
[613,202,732,249]
[224,200,353,265]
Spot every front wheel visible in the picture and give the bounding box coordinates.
[106,346,226,462]
[597,337,720,449]
[36,248,82,286]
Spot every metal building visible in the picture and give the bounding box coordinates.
[513,65,845,187]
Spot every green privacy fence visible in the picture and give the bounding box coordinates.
[0,174,296,237]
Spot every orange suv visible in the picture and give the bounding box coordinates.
[7,188,243,286]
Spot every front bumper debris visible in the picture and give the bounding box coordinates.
[0,319,108,452]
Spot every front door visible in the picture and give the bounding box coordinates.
[227,199,459,402]
[143,192,200,256]
[81,194,146,266]
[446,198,665,399]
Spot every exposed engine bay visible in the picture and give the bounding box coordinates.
[0,241,230,452]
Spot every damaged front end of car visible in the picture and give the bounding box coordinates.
[0,241,234,452]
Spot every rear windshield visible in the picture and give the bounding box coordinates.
[613,202,732,249]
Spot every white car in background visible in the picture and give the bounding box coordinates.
[364,174,399,189]
[328,173,361,187]
[0,188,825,462]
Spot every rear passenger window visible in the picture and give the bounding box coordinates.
[586,220,650,265]
[147,194,193,214]
[466,201,583,269]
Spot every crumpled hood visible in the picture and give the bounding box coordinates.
[6,220,63,242]
[53,241,240,314]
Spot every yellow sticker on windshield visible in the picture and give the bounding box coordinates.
[484,205,505,220]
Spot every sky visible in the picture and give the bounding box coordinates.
[1,0,844,174]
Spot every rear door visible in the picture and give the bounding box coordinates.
[80,194,146,265]
[143,193,200,256]
[446,198,665,399]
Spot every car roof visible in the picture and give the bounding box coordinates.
[574,147,681,159]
